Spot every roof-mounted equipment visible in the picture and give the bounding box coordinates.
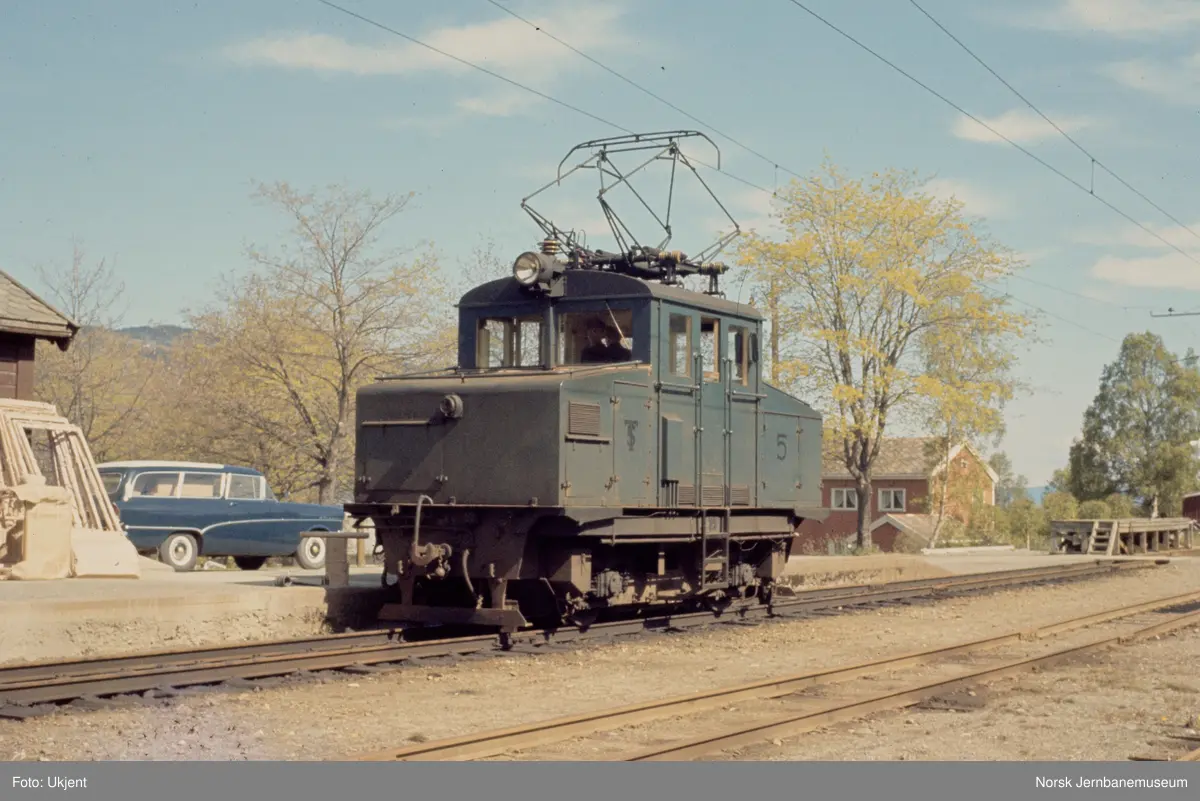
[520,131,742,296]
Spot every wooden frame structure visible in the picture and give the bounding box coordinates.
[1049,517,1195,556]
[0,398,138,578]
[0,398,122,533]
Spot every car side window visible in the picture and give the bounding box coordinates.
[130,472,181,498]
[180,472,223,498]
[227,474,262,500]
[100,471,123,495]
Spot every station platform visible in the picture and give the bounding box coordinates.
[778,548,1132,588]
[0,549,1177,667]
[0,558,386,666]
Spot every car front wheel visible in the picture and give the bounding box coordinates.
[159,533,198,572]
[296,535,326,570]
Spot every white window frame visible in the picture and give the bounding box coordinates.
[878,488,906,512]
[831,488,858,510]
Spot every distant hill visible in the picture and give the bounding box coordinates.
[1026,486,1047,505]
[118,325,190,346]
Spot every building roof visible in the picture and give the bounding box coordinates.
[870,513,936,545]
[822,436,943,478]
[0,270,78,344]
[822,436,1001,484]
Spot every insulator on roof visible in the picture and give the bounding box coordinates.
[540,238,560,256]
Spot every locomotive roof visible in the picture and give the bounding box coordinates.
[458,269,763,321]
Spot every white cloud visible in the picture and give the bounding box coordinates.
[1083,215,1200,291]
[951,108,1097,145]
[1104,52,1200,105]
[222,3,632,118]
[1023,0,1200,36]
[923,178,1006,218]
[1091,251,1200,290]
[1073,219,1200,251]
[454,88,542,118]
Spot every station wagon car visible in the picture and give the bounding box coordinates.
[96,461,344,572]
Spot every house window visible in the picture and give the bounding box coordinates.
[879,488,906,512]
[831,488,858,510]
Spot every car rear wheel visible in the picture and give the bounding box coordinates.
[233,556,268,571]
[296,536,326,570]
[159,533,198,572]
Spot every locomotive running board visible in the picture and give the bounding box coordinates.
[377,604,529,632]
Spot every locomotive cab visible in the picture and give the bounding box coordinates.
[347,244,826,631]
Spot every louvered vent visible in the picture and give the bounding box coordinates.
[567,401,602,436]
[730,485,751,506]
[701,485,725,507]
[678,484,697,506]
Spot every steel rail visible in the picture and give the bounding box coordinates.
[0,561,1153,712]
[348,586,1200,761]
[627,605,1200,761]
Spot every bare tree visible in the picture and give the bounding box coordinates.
[187,182,452,504]
[33,243,155,459]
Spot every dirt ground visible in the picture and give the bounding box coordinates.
[0,554,952,667]
[1,558,1197,762]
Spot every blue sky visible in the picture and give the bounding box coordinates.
[3,0,1200,487]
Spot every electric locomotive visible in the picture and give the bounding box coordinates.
[344,132,827,631]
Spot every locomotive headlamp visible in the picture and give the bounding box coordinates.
[513,252,541,286]
[512,251,563,290]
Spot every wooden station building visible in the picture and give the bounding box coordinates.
[0,270,78,399]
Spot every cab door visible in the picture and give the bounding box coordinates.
[657,309,698,506]
[725,323,758,507]
[697,315,727,506]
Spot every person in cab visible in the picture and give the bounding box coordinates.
[581,319,632,363]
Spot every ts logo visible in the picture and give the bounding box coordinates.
[625,419,639,450]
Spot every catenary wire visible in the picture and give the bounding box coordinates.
[473,0,1147,311]
[481,0,805,183]
[906,0,1200,247]
[310,1,1156,341]
[779,0,1200,268]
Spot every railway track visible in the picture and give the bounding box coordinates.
[350,586,1200,762]
[0,560,1157,718]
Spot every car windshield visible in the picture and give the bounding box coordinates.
[99,471,123,496]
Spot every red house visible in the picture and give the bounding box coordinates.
[796,436,999,553]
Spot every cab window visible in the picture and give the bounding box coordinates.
[727,325,748,385]
[129,472,181,498]
[559,309,635,365]
[701,317,720,381]
[477,315,543,367]
[668,314,691,377]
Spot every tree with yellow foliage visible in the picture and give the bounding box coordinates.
[739,162,1035,548]
[184,182,454,504]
